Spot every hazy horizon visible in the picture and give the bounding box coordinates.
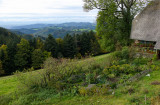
[0,0,98,28]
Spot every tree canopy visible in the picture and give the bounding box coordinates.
[83,0,151,51]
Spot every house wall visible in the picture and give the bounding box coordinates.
[134,40,156,54]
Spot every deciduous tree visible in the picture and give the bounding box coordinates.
[83,0,151,51]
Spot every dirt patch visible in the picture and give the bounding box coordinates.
[151,81,160,85]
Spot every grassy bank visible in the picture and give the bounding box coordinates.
[0,54,110,96]
[1,53,160,105]
[0,75,18,96]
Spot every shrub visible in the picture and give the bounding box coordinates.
[112,51,122,60]
[67,74,85,84]
[152,54,158,61]
[112,46,131,60]
[120,64,135,74]
[15,58,63,89]
[0,94,13,105]
[75,53,82,59]
[79,87,87,96]
[130,96,140,103]
[119,74,132,84]
[15,69,44,89]
[132,58,150,66]
[110,83,117,89]
[103,64,137,77]
[121,46,130,60]
[79,85,108,96]
[149,65,160,71]
[15,57,98,92]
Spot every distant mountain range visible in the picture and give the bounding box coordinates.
[9,22,96,38]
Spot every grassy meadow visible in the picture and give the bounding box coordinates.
[1,52,160,105]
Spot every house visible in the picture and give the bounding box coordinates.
[130,0,160,58]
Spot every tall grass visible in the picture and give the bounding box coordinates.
[0,53,115,105]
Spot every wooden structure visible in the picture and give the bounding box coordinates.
[130,0,160,58]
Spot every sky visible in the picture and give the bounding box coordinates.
[0,0,98,27]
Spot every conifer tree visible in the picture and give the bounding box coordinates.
[14,39,31,70]
[63,34,76,58]
[32,49,45,69]
[0,45,9,74]
[0,60,4,75]
[44,34,58,58]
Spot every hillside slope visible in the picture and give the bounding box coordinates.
[0,54,160,105]
[10,22,96,38]
[0,27,21,45]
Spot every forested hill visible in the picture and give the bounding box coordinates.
[9,22,96,38]
[0,27,21,45]
[10,22,95,29]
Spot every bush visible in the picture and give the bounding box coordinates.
[112,46,136,62]
[130,96,140,103]
[103,65,121,77]
[112,47,131,60]
[121,46,130,60]
[112,51,122,60]
[152,54,158,61]
[15,57,99,92]
[132,58,150,65]
[120,64,135,74]
[79,85,108,96]
[149,64,160,71]
[103,64,137,77]
[0,94,13,105]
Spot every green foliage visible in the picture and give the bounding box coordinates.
[6,41,20,74]
[0,29,102,74]
[90,37,101,55]
[103,64,140,77]
[112,51,122,59]
[121,47,130,60]
[32,49,50,69]
[79,85,108,96]
[83,0,150,51]
[56,38,64,58]
[0,44,8,60]
[0,27,21,46]
[152,54,158,61]
[129,96,140,104]
[149,65,160,71]
[63,34,76,58]
[0,45,8,74]
[14,39,31,70]
[132,58,150,66]
[112,46,135,61]
[76,31,101,56]
[36,38,44,49]
[96,2,118,52]
[12,22,96,38]
[44,34,58,58]
[14,54,108,92]
[2,52,160,104]
[0,60,4,75]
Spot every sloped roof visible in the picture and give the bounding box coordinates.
[154,41,160,49]
[130,0,160,42]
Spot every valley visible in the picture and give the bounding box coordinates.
[10,22,96,38]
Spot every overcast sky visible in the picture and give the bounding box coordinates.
[0,0,98,27]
